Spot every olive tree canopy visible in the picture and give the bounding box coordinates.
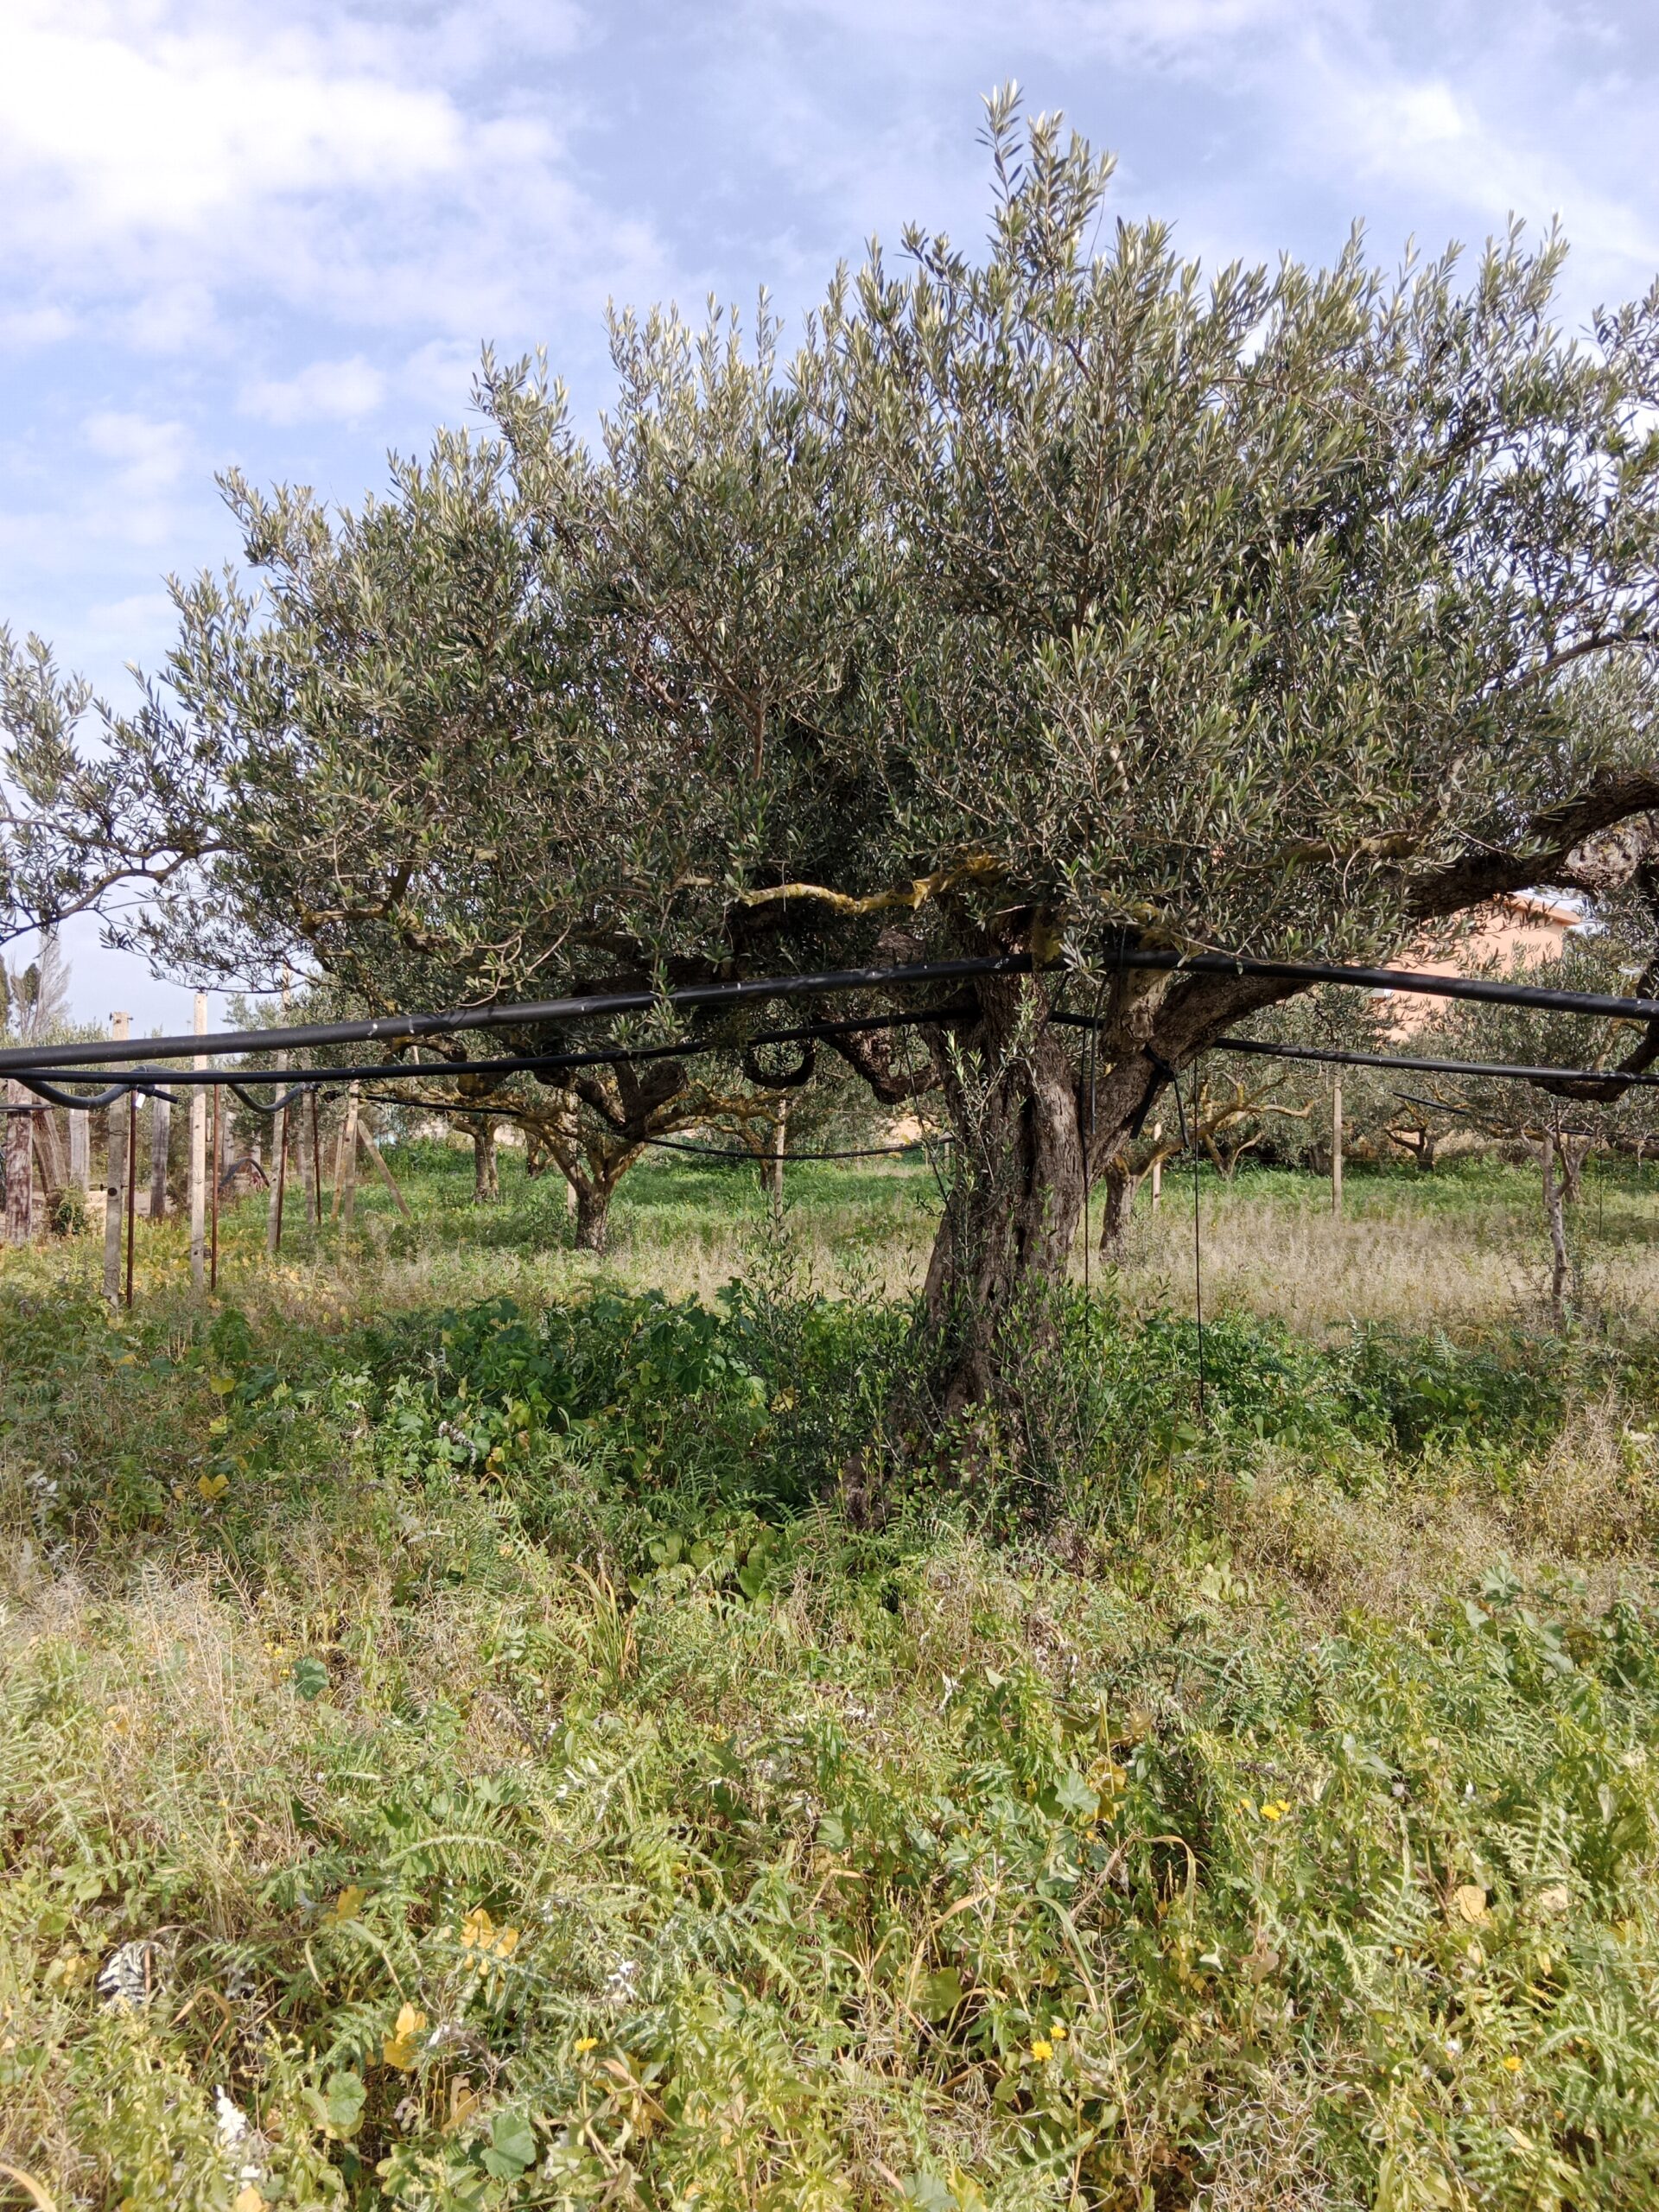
[7,93,1659,1405]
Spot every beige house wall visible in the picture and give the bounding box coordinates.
[1388,893,1580,1031]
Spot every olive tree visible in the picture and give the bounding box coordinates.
[8,93,1659,1411]
[1409,922,1659,1318]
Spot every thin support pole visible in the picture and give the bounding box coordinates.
[209,1081,220,1292]
[1081,1048,1092,1308]
[189,995,207,1287]
[308,1090,321,1228]
[1332,1073,1344,1217]
[359,1122,410,1218]
[1081,986,1102,1309]
[102,1013,130,1304]
[339,1082,359,1226]
[1192,1059,1206,1425]
[124,1090,137,1306]
[268,1103,288,1255]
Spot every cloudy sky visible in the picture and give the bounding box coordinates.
[3,0,1657,1032]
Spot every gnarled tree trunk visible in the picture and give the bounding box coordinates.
[1559,1135,1591,1206]
[918,966,1292,1417]
[471,1119,499,1204]
[1097,1154,1137,1262]
[574,1178,615,1252]
[921,980,1088,1417]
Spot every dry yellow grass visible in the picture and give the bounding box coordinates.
[11,1151,1659,1343]
[1099,1173,1659,1335]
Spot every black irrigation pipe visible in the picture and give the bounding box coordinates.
[3,1076,181,1112]
[7,940,1659,1082]
[1110,948,1659,1022]
[11,950,1659,1125]
[16,1021,1659,1123]
[1390,1087,1596,1135]
[348,1084,950,1161]
[6,1007,969,1103]
[0,956,1028,1075]
[219,1078,315,1116]
[625,1133,950,1163]
[1205,1035,1659,1091]
[16,1021,1659,1122]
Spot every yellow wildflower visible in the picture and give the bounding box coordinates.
[460,1904,521,1959]
[382,2002,427,2070]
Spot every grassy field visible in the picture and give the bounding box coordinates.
[4,1144,1659,2210]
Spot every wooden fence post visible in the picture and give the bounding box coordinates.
[102,1013,130,1303]
[149,1092,171,1222]
[4,1082,35,1246]
[189,994,207,1287]
[33,1108,67,1218]
[68,1105,90,1197]
[124,1090,137,1306]
[339,1083,359,1226]
[1332,1075,1344,1218]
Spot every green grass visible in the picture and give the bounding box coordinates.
[4,1147,1659,2209]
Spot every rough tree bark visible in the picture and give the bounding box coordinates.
[33,1105,67,1219]
[4,1084,34,1245]
[912,966,1293,1416]
[574,1171,626,1252]
[1558,1135,1591,1207]
[471,1118,500,1204]
[763,1099,788,1221]
[1097,1155,1137,1262]
[1539,1131,1572,1325]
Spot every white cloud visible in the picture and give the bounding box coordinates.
[1274,13,1659,303]
[0,303,75,348]
[0,11,464,240]
[84,410,188,496]
[240,356,389,427]
[401,338,491,413]
[0,0,670,349]
[78,411,194,547]
[714,0,1659,315]
[77,589,181,666]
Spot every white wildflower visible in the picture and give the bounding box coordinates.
[604,1957,640,2001]
[215,2088,250,2146]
